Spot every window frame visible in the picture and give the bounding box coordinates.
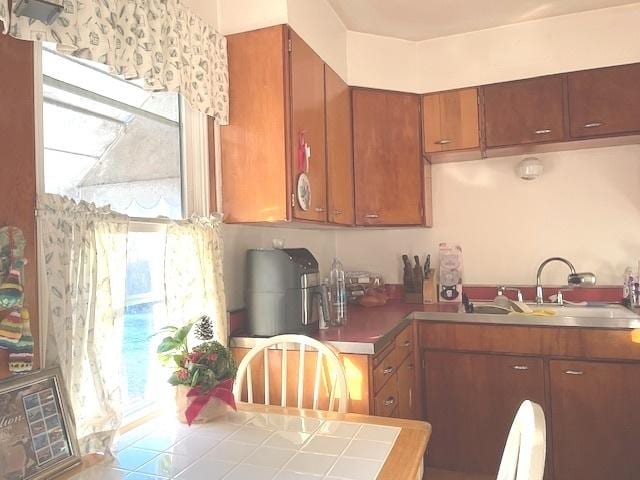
[33,43,213,422]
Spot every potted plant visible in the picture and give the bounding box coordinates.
[155,316,237,425]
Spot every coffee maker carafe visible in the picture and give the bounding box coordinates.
[246,248,329,336]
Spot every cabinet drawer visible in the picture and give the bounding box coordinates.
[373,347,401,393]
[394,325,414,361]
[374,371,399,417]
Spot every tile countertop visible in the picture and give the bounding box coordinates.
[230,301,640,355]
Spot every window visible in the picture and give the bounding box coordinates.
[38,46,208,420]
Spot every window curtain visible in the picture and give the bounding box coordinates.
[165,215,228,344]
[37,193,129,454]
[0,0,229,124]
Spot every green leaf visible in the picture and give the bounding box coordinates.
[148,325,178,340]
[191,368,200,387]
[157,337,180,353]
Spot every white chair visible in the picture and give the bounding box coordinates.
[497,400,547,480]
[233,334,349,413]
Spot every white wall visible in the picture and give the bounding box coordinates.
[217,0,288,35]
[346,31,418,92]
[223,225,337,310]
[335,145,640,286]
[415,3,640,93]
[287,0,348,80]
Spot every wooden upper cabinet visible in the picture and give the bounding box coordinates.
[568,63,640,139]
[324,65,354,225]
[352,89,423,226]
[483,75,566,148]
[290,29,327,222]
[423,88,479,154]
[550,360,640,480]
[220,26,289,223]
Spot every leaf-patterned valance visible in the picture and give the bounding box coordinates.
[0,0,228,124]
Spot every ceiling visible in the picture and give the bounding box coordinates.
[326,0,639,41]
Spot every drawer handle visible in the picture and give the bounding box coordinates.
[408,363,414,370]
[435,139,452,145]
[564,370,584,376]
[400,340,411,347]
[512,365,529,371]
[383,366,394,375]
[364,213,379,219]
[315,207,325,213]
[584,122,604,128]
[384,397,395,406]
[334,209,343,215]
[534,129,552,135]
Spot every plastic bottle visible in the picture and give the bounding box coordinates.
[330,257,347,326]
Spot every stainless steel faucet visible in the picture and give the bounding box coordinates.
[535,257,597,304]
[497,285,524,302]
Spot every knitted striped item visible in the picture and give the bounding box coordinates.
[9,308,33,373]
[0,269,23,309]
[0,309,23,347]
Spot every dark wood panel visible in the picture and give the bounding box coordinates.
[220,26,289,223]
[550,360,640,480]
[568,63,640,138]
[231,347,371,415]
[483,75,566,148]
[419,322,640,361]
[0,34,38,379]
[290,29,327,222]
[396,355,416,419]
[324,65,354,225]
[352,88,423,226]
[424,351,546,474]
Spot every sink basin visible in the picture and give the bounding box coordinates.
[470,302,639,319]
[526,304,639,319]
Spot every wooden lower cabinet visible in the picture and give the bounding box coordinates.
[550,359,640,480]
[423,351,546,475]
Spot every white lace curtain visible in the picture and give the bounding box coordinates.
[38,194,129,454]
[37,193,228,454]
[0,0,229,123]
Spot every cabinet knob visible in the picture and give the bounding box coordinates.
[564,369,584,375]
[584,122,604,129]
[534,129,552,135]
[401,340,411,347]
[512,365,529,371]
[334,209,343,215]
[314,207,325,213]
[364,213,379,219]
[383,366,394,375]
[435,139,452,145]
[384,397,395,406]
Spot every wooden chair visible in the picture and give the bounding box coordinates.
[497,400,546,480]
[233,334,350,413]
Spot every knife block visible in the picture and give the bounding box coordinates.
[422,270,437,304]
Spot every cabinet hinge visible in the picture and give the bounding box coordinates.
[291,193,296,208]
[288,39,292,52]
[422,358,425,369]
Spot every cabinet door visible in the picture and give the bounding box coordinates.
[483,76,566,147]
[325,65,354,225]
[568,63,640,138]
[352,89,423,226]
[550,360,640,480]
[397,355,416,419]
[424,351,546,474]
[423,88,479,153]
[290,30,327,222]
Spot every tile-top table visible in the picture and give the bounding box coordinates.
[64,403,431,480]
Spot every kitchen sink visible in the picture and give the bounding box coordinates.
[470,302,639,319]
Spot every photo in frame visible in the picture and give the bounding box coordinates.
[0,367,81,480]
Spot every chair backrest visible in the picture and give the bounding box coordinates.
[233,334,350,413]
[497,400,546,480]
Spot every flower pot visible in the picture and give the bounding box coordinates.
[175,385,230,424]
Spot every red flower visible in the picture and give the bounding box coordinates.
[208,353,218,363]
[176,369,189,381]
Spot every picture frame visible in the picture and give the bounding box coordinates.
[0,367,81,480]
